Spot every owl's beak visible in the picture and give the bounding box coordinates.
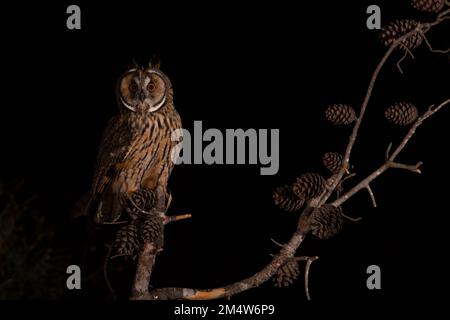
[139,91,146,103]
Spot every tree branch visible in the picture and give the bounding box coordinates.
[131,242,158,297]
[318,15,449,207]
[332,99,449,207]
[127,11,449,301]
[134,229,307,300]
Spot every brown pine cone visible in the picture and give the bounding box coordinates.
[141,214,164,243]
[379,19,423,50]
[310,205,344,239]
[325,104,356,125]
[411,0,445,13]
[385,102,418,126]
[273,259,300,288]
[273,185,305,212]
[125,188,155,219]
[323,152,344,174]
[293,173,325,200]
[114,223,141,256]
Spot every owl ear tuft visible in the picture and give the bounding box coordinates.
[149,55,161,70]
[130,58,140,70]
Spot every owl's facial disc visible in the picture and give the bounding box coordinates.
[118,69,168,113]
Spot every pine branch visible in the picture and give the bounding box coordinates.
[332,99,450,207]
[316,12,450,207]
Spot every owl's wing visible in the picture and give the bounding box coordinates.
[89,115,133,223]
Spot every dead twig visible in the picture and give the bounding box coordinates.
[385,142,393,160]
[366,185,377,208]
[164,213,192,225]
[342,213,362,222]
[396,45,415,74]
[421,31,450,54]
[270,238,284,248]
[104,244,117,300]
[304,256,319,301]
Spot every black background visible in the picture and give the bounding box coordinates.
[0,0,449,301]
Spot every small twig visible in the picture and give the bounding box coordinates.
[104,244,117,300]
[164,213,192,225]
[304,256,319,301]
[396,52,407,74]
[385,142,392,161]
[388,161,423,174]
[421,31,450,54]
[101,220,128,225]
[342,213,362,222]
[110,253,130,260]
[438,8,450,20]
[270,238,284,248]
[396,45,415,74]
[342,172,357,183]
[366,185,377,208]
[336,172,356,198]
[293,256,313,262]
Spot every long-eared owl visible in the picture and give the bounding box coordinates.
[89,63,181,223]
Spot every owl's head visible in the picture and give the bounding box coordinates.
[117,65,172,113]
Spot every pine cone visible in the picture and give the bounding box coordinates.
[273,259,300,288]
[310,205,344,239]
[125,188,155,219]
[411,0,445,12]
[141,215,164,243]
[379,19,423,50]
[273,185,305,212]
[325,104,356,125]
[293,173,325,200]
[385,102,418,126]
[323,152,343,174]
[114,224,141,256]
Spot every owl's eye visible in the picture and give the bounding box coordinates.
[147,82,156,92]
[129,82,139,93]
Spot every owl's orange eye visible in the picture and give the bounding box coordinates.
[129,82,139,93]
[147,82,156,92]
